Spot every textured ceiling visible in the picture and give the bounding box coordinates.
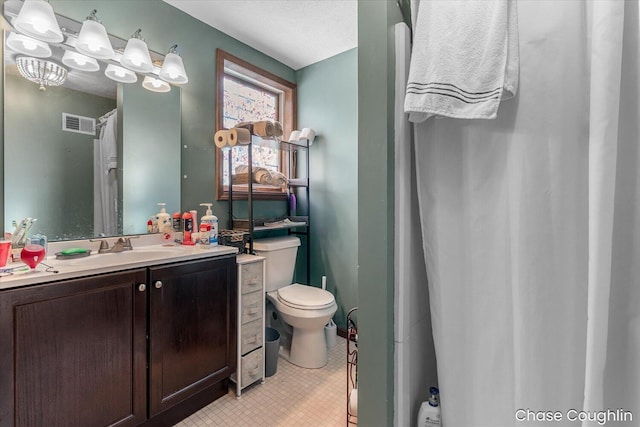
[163,0,357,70]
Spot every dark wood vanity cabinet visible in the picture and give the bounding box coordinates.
[0,254,237,427]
[0,269,148,427]
[148,257,237,417]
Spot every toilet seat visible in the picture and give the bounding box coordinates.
[277,284,335,310]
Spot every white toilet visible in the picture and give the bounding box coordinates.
[253,236,337,369]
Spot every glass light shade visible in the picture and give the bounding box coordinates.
[16,56,68,90]
[75,19,114,60]
[6,32,51,58]
[159,52,188,84]
[62,50,99,72]
[105,64,137,83]
[120,37,153,73]
[13,0,63,43]
[142,76,171,93]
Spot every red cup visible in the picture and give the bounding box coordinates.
[20,244,46,270]
[0,241,10,267]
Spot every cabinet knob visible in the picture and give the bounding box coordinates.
[138,284,146,292]
[154,281,163,289]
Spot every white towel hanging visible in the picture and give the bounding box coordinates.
[404,0,519,121]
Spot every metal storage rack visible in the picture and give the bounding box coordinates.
[227,133,311,283]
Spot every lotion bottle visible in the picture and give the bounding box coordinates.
[200,203,219,246]
[156,203,171,234]
[417,387,441,427]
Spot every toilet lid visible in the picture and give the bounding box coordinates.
[277,284,335,310]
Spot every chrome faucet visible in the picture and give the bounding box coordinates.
[92,237,134,254]
[110,237,133,253]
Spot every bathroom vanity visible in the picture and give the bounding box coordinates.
[0,243,238,427]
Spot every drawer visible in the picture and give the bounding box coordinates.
[241,291,263,324]
[240,262,263,294]
[240,319,263,355]
[241,347,263,388]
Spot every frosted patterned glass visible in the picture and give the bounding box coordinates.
[222,76,280,186]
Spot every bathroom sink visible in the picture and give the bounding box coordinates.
[54,246,186,268]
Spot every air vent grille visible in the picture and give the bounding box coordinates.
[62,113,96,135]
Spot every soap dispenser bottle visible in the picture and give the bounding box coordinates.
[156,203,171,234]
[200,203,219,246]
[417,387,441,427]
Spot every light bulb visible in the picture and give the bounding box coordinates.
[23,39,38,51]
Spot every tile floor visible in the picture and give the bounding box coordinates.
[175,337,348,427]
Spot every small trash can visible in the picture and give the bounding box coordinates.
[264,327,280,377]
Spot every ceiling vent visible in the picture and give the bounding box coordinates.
[62,113,95,135]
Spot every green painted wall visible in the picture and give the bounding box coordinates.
[358,0,401,425]
[4,74,115,239]
[49,0,295,225]
[295,48,358,329]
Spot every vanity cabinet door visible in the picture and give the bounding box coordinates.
[148,255,237,417]
[0,269,148,427]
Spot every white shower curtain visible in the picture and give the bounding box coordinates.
[94,110,118,237]
[413,1,640,426]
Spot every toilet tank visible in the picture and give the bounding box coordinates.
[252,236,301,292]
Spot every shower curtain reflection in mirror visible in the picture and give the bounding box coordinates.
[94,109,118,237]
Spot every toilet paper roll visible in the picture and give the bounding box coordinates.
[299,128,315,145]
[229,127,251,146]
[214,130,229,148]
[288,130,301,142]
[253,120,275,138]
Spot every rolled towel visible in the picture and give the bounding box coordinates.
[233,165,271,184]
[268,171,288,190]
[229,127,251,145]
[254,167,271,184]
[234,121,254,134]
[273,121,284,137]
[253,120,275,138]
[214,130,229,148]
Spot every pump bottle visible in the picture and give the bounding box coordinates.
[156,203,171,234]
[417,387,441,427]
[200,203,219,246]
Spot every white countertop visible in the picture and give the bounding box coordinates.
[0,235,238,290]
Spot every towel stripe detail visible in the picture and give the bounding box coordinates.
[407,82,502,104]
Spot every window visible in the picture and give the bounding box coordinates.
[215,49,297,200]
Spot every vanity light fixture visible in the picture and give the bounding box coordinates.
[159,44,188,84]
[142,75,171,93]
[120,29,153,73]
[12,0,63,43]
[61,50,100,72]
[75,9,114,60]
[16,56,68,91]
[6,32,52,58]
[105,64,138,84]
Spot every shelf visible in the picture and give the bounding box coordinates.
[288,178,308,187]
[232,216,308,232]
[279,139,310,151]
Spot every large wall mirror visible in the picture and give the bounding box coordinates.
[3,2,181,241]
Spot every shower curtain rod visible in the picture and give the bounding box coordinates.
[97,109,116,123]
